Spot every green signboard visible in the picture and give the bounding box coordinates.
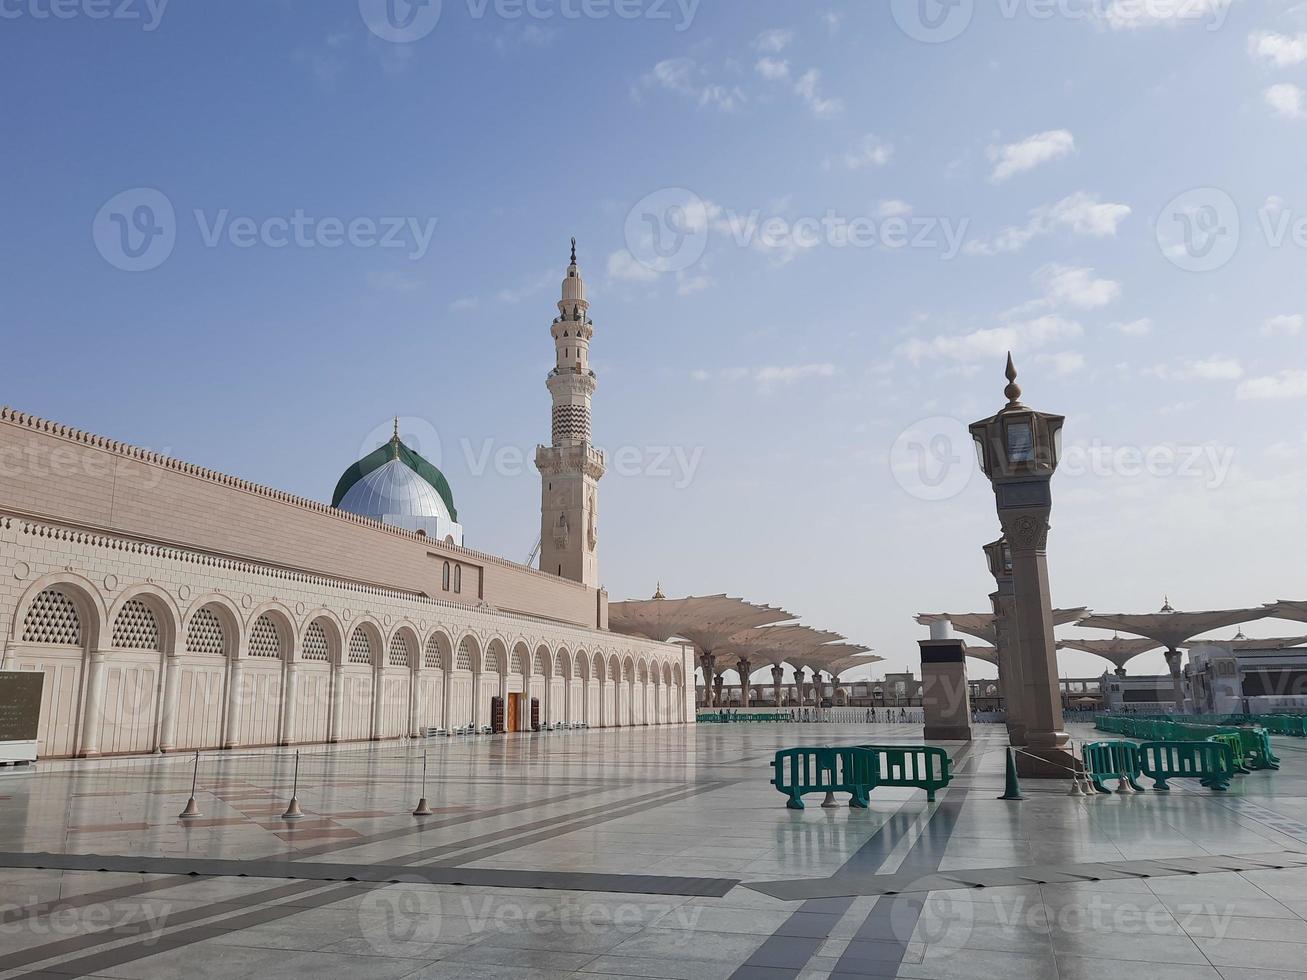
[0,671,45,742]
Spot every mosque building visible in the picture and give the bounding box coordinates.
[0,244,694,758]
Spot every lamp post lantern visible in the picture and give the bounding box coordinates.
[970,354,1076,777]
[983,535,1026,747]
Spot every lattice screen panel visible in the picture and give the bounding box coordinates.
[186,607,225,656]
[348,628,374,665]
[112,599,161,651]
[424,635,443,669]
[22,589,81,645]
[455,638,473,671]
[303,621,330,662]
[249,615,281,659]
[388,634,411,668]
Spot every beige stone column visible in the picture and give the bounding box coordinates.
[408,666,420,738]
[441,663,453,731]
[370,665,385,740]
[77,650,109,757]
[280,658,299,747]
[223,659,244,750]
[158,652,183,753]
[328,662,344,743]
[1164,649,1186,709]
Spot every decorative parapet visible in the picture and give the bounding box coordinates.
[0,406,592,591]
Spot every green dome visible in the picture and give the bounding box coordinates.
[332,434,458,523]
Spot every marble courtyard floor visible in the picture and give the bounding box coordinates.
[5,723,1307,978]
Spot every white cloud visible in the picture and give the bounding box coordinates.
[607,249,660,283]
[1036,264,1121,309]
[987,130,1075,183]
[754,28,794,53]
[1265,83,1306,119]
[1238,369,1307,399]
[1250,31,1307,67]
[449,296,479,312]
[829,133,894,170]
[1036,351,1087,375]
[794,69,843,118]
[1263,313,1304,336]
[1113,318,1153,336]
[897,314,1083,363]
[754,57,791,81]
[1150,356,1244,381]
[699,363,837,389]
[699,84,746,111]
[965,191,1131,255]
[676,271,714,296]
[636,58,744,112]
[878,199,914,218]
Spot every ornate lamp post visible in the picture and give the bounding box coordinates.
[970,355,1076,777]
[983,535,1026,746]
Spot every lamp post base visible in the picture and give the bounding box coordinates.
[1015,746,1082,779]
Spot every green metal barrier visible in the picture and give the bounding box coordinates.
[1139,740,1236,791]
[1205,732,1251,774]
[1082,740,1145,793]
[852,745,953,803]
[1095,714,1281,773]
[770,747,871,810]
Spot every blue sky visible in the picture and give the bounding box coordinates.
[4,0,1307,680]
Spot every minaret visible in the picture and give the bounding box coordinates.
[535,239,605,586]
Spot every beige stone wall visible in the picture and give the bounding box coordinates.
[0,409,697,758]
[0,409,603,628]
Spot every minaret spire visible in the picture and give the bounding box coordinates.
[536,238,605,587]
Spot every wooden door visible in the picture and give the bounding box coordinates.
[507,692,520,733]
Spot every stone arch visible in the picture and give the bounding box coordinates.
[346,619,384,667]
[107,585,180,654]
[245,602,296,661]
[486,638,510,675]
[423,628,453,670]
[300,610,344,666]
[387,624,419,669]
[592,651,606,682]
[454,632,481,673]
[9,574,106,758]
[570,648,584,680]
[510,641,530,677]
[181,594,242,659]
[12,572,106,651]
